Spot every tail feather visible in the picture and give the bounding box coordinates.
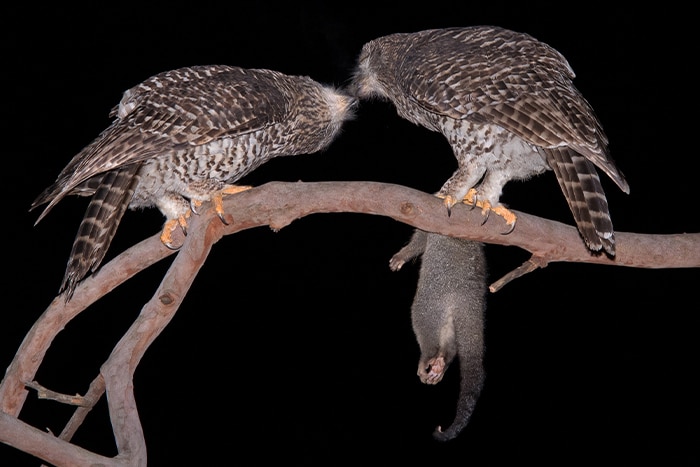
[32,174,107,226]
[60,163,141,299]
[543,147,615,255]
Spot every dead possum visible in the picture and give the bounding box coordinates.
[390,229,487,441]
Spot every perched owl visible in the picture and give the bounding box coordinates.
[32,65,356,299]
[351,26,629,255]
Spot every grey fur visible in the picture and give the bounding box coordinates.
[390,229,486,441]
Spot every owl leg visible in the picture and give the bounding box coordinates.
[209,184,252,224]
[153,193,196,248]
[465,169,518,234]
[436,165,486,216]
[158,184,252,248]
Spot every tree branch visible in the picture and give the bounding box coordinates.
[1,181,698,465]
[214,181,699,269]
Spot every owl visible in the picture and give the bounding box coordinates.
[32,65,356,299]
[351,26,629,255]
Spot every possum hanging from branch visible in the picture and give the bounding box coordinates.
[390,229,487,441]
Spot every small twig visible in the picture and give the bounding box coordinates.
[23,381,92,407]
[489,255,550,292]
[57,374,106,442]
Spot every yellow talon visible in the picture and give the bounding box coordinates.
[460,189,518,233]
[463,188,478,206]
[435,193,457,216]
[220,185,253,196]
[491,205,517,233]
[160,219,180,248]
[437,190,516,233]
[160,212,191,249]
[212,184,253,223]
[190,199,203,214]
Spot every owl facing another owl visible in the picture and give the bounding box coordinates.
[32,65,356,299]
[351,25,629,255]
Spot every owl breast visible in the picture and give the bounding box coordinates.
[129,130,272,211]
[450,120,547,180]
[437,118,549,206]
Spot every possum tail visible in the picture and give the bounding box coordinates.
[432,238,486,442]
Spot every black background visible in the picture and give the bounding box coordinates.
[2,2,698,466]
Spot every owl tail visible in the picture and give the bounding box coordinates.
[60,163,141,300]
[544,147,616,256]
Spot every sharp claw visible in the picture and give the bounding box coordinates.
[217,209,229,225]
[478,200,492,226]
[463,188,478,206]
[210,185,253,225]
[178,214,188,235]
[501,218,517,235]
[438,189,517,234]
[439,194,456,217]
[489,205,517,234]
[160,218,185,249]
[480,210,490,225]
[211,194,229,225]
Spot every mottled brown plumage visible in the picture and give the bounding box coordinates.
[32,65,355,299]
[351,26,629,254]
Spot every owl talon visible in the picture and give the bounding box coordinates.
[471,198,491,225]
[211,193,229,225]
[212,184,253,225]
[462,188,479,207]
[436,194,457,217]
[160,219,181,249]
[160,213,190,249]
[480,209,490,226]
[490,205,517,234]
[502,219,516,235]
[189,199,203,215]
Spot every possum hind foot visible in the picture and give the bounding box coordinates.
[418,356,448,385]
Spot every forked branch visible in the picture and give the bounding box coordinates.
[1,181,698,466]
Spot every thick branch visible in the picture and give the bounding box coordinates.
[0,411,125,467]
[1,180,697,466]
[213,181,699,269]
[101,192,220,465]
[2,180,697,413]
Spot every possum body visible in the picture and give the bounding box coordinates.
[390,229,487,441]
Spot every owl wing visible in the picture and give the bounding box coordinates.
[398,27,628,193]
[32,65,291,220]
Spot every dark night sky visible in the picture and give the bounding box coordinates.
[2,3,698,466]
